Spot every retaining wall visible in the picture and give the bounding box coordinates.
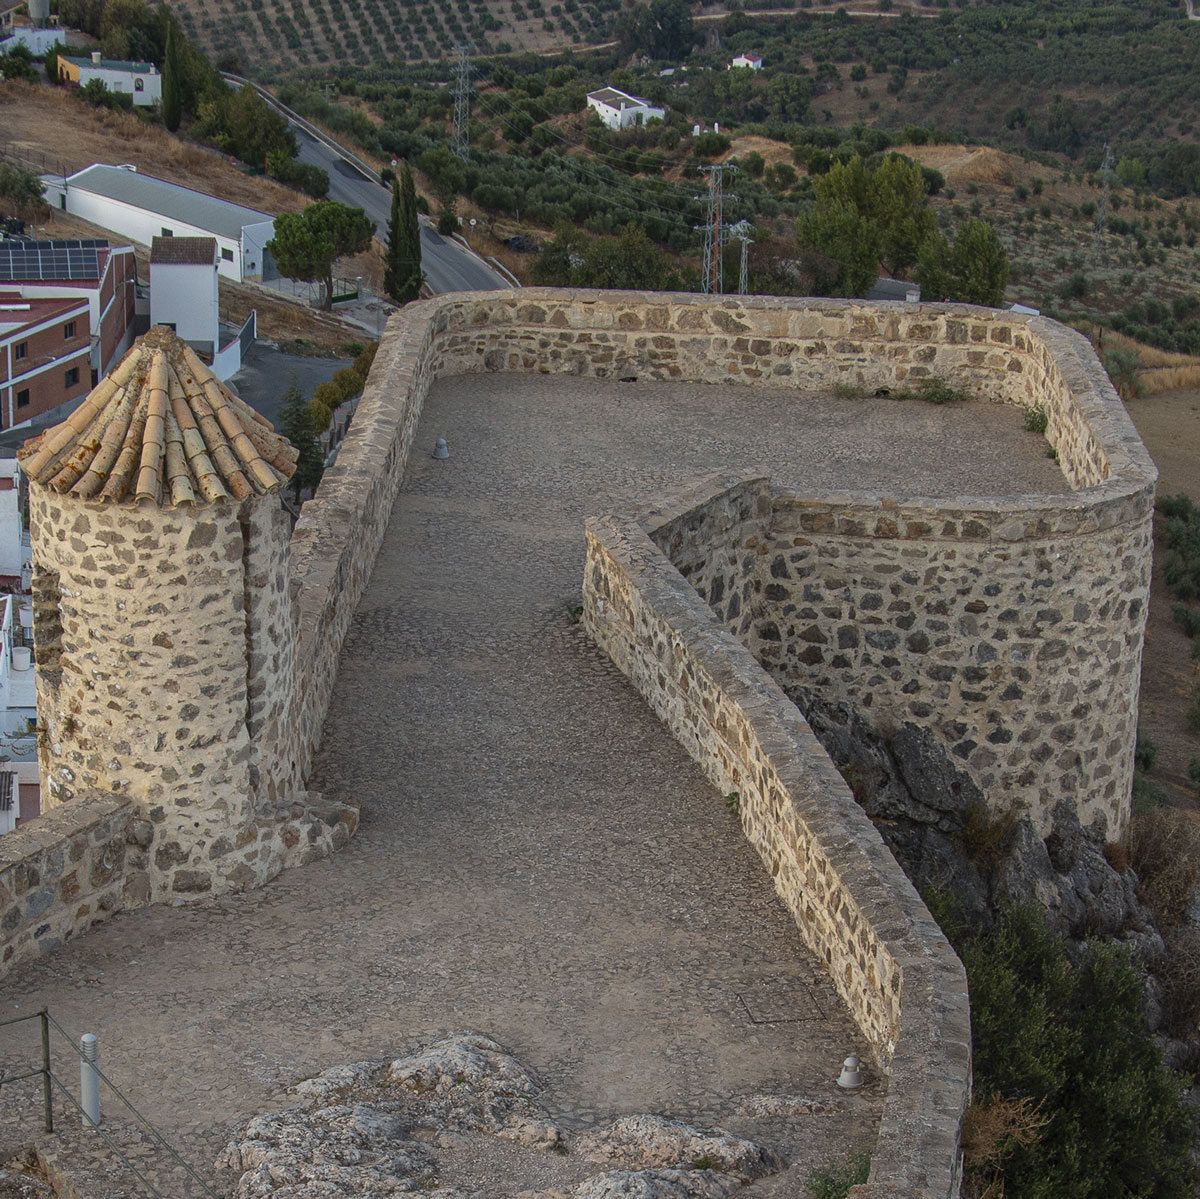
[0,794,137,970]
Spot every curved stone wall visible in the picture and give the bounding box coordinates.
[282,289,1152,1196]
[292,289,1154,841]
[584,480,970,1199]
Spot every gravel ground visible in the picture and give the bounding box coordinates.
[0,376,1064,1198]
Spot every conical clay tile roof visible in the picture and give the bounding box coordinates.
[18,326,299,507]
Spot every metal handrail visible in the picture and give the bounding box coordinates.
[0,1008,220,1198]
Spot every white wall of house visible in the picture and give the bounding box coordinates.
[0,463,24,582]
[47,185,264,282]
[0,27,72,55]
[586,92,666,131]
[240,220,275,282]
[76,63,162,106]
[150,260,218,348]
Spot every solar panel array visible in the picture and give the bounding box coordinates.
[0,240,106,282]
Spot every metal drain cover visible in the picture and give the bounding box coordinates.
[735,978,827,1025]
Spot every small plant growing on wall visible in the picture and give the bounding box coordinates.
[1022,403,1049,434]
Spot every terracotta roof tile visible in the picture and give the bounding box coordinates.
[18,326,298,507]
[150,236,217,266]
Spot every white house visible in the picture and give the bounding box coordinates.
[42,165,275,283]
[58,51,162,106]
[0,26,78,56]
[150,236,219,351]
[731,53,763,70]
[586,87,665,131]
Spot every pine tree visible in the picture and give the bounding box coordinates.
[385,163,422,304]
[276,379,324,503]
[162,20,183,133]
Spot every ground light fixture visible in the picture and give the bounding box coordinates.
[433,438,450,459]
[837,1055,863,1089]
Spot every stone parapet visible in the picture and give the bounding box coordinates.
[584,512,970,1199]
[0,793,137,969]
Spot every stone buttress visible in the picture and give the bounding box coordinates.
[19,327,357,902]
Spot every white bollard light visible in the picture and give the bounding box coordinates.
[433,438,450,460]
[837,1054,863,1089]
[80,1033,100,1127]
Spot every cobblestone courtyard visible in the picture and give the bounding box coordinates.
[0,378,1066,1196]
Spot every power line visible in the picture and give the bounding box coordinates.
[452,42,474,162]
[698,163,736,295]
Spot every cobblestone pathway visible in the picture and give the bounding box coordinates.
[0,378,1066,1197]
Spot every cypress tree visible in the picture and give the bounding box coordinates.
[384,175,404,301]
[386,163,422,304]
[162,21,183,133]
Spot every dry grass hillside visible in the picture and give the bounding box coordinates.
[0,79,305,216]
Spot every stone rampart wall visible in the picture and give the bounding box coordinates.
[0,794,138,971]
[584,508,970,1199]
[753,487,1150,837]
[287,311,438,786]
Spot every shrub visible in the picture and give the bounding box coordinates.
[957,801,1018,872]
[1022,403,1049,434]
[1135,728,1158,773]
[1189,684,1200,735]
[808,1153,870,1199]
[1160,925,1200,1040]
[914,376,965,405]
[1173,603,1200,639]
[693,131,731,157]
[1130,805,1200,929]
[956,906,1195,1198]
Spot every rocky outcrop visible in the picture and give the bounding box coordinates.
[575,1170,740,1199]
[576,1116,781,1181]
[216,1105,437,1198]
[219,1036,784,1199]
[789,687,1159,955]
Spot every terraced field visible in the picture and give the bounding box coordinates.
[170,0,621,70]
[167,0,926,74]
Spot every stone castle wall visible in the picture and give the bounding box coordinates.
[29,490,356,904]
[584,503,970,1199]
[9,291,1154,1193]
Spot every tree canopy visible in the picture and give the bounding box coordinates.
[276,379,325,503]
[796,154,938,297]
[613,0,693,61]
[531,221,682,291]
[266,202,375,310]
[0,163,47,218]
[917,218,1010,308]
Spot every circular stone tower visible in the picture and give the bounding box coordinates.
[19,327,305,900]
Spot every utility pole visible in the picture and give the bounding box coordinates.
[452,43,474,163]
[729,219,752,295]
[1094,142,1114,264]
[698,163,737,296]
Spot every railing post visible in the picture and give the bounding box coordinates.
[80,1033,100,1128]
[39,1009,52,1134]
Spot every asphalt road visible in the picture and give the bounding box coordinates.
[293,128,511,295]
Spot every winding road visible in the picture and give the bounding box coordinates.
[293,128,510,294]
[222,75,510,294]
